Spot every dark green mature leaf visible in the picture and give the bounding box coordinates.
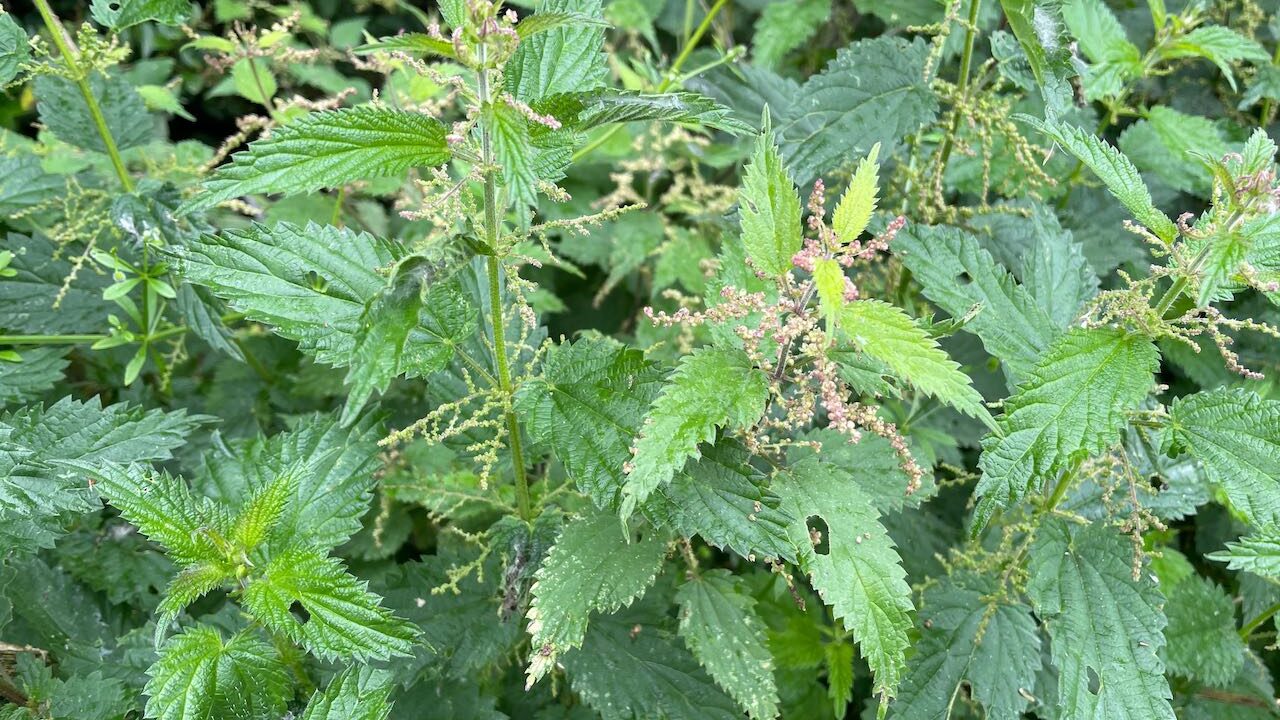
[1027,520,1174,720]
[1158,25,1270,90]
[0,156,64,218]
[0,233,111,334]
[560,89,753,135]
[676,570,779,719]
[773,457,914,697]
[893,225,1058,382]
[1163,575,1245,688]
[781,36,938,183]
[752,0,831,70]
[504,0,607,101]
[241,545,418,662]
[1019,225,1099,329]
[1060,0,1141,99]
[525,510,669,684]
[1169,388,1280,527]
[974,328,1158,532]
[300,666,394,720]
[563,610,742,720]
[739,118,802,277]
[91,0,189,28]
[0,348,69,406]
[890,573,1040,720]
[621,347,769,518]
[1211,530,1280,578]
[353,33,457,59]
[1,397,204,555]
[181,107,450,213]
[144,627,290,720]
[997,0,1072,88]
[34,73,153,154]
[0,12,27,86]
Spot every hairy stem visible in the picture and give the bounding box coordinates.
[32,0,135,192]
[477,43,533,522]
[933,0,983,174]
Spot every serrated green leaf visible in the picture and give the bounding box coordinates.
[974,327,1157,532]
[144,627,290,720]
[300,665,394,720]
[1022,116,1178,243]
[0,156,64,218]
[773,457,913,697]
[551,89,753,135]
[1169,388,1280,527]
[1019,225,1099,329]
[0,233,110,334]
[0,347,69,407]
[1118,106,1231,195]
[181,107,450,213]
[1027,520,1174,720]
[824,640,854,717]
[1163,575,1244,688]
[890,573,1041,720]
[525,510,669,685]
[676,570,779,719]
[893,225,1058,383]
[1210,530,1280,577]
[812,257,845,330]
[91,0,189,28]
[1159,25,1270,90]
[1061,0,1141,99]
[621,348,769,518]
[353,33,457,59]
[997,0,1072,87]
[228,464,299,551]
[241,545,418,662]
[832,144,879,244]
[504,0,607,101]
[739,121,802,277]
[35,73,154,154]
[752,0,831,70]
[839,299,993,425]
[0,12,28,86]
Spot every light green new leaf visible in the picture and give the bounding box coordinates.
[839,299,993,425]
[739,120,802,277]
[1159,25,1270,90]
[144,627,290,720]
[1163,575,1245,688]
[1027,520,1174,720]
[228,465,299,551]
[621,348,769,518]
[504,0,607,101]
[1169,388,1280,527]
[241,545,418,662]
[893,225,1058,382]
[353,33,457,59]
[832,144,880,244]
[812,258,846,330]
[35,74,153,154]
[525,511,668,685]
[773,457,914,697]
[676,570,779,719]
[181,106,450,212]
[1022,116,1178,243]
[890,573,1040,720]
[974,327,1157,532]
[300,666,395,720]
[91,0,189,28]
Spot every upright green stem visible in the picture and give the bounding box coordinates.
[934,0,983,173]
[1241,600,1280,639]
[1262,41,1280,125]
[477,44,533,522]
[1153,241,1211,318]
[32,0,134,192]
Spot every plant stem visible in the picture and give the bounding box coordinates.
[1262,41,1280,125]
[934,0,983,173]
[0,334,108,345]
[32,0,135,192]
[1043,457,1081,513]
[1242,601,1280,639]
[1153,241,1212,318]
[477,42,533,522]
[572,0,730,161]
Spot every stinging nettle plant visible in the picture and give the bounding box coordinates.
[4,0,1280,718]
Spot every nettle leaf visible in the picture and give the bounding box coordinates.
[1022,116,1178,243]
[997,0,1072,88]
[1210,530,1280,577]
[773,457,914,698]
[181,106,450,213]
[240,544,418,662]
[504,0,607,101]
[832,144,879,244]
[354,33,457,59]
[557,89,753,135]
[752,0,832,70]
[525,510,669,685]
[144,627,290,720]
[974,327,1157,532]
[1169,388,1280,527]
[893,225,1058,383]
[890,573,1041,720]
[1019,225,1099,328]
[1061,0,1141,99]
[621,348,769,518]
[1,233,110,334]
[1027,520,1174,720]
[1162,575,1245,688]
[516,338,663,508]
[676,570,780,719]
[738,118,802,277]
[563,610,741,720]
[299,665,394,720]
[0,155,65,217]
[91,0,190,28]
[0,397,204,555]
[0,12,29,86]
[1159,25,1270,90]
[34,73,154,154]
[1118,106,1231,195]
[781,36,938,183]
[839,299,993,425]
[0,347,69,406]
[488,98,579,210]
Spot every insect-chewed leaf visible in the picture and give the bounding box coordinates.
[525,510,669,685]
[299,665,395,720]
[90,0,189,28]
[621,347,769,519]
[1027,519,1175,720]
[738,119,802,277]
[1169,388,1280,527]
[145,627,291,720]
[180,106,450,213]
[773,457,914,698]
[974,327,1157,533]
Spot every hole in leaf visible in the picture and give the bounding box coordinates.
[289,600,311,624]
[108,1,121,9]
[1148,474,1165,492]
[805,515,830,556]
[1086,666,1101,695]
[957,271,973,285]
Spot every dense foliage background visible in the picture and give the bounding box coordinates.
[3,0,1280,718]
